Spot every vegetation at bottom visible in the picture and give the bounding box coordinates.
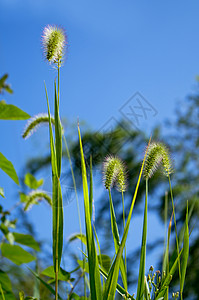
[0,25,198,300]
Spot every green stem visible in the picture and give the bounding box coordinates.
[0,284,5,300]
[168,175,182,300]
[63,136,86,297]
[122,190,127,289]
[55,177,60,300]
[57,61,60,107]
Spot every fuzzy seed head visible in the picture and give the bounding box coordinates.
[42,25,66,65]
[22,113,55,139]
[144,142,173,179]
[103,155,127,192]
[23,190,52,211]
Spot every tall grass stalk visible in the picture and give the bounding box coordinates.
[136,178,148,300]
[122,190,127,295]
[63,136,86,297]
[168,175,182,299]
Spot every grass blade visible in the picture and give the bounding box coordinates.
[162,212,172,300]
[45,83,63,300]
[180,201,189,297]
[102,138,151,300]
[155,249,183,299]
[108,189,127,291]
[27,267,63,300]
[136,179,148,300]
[78,125,102,300]
[89,155,93,220]
[144,276,150,300]
[0,284,5,300]
[54,82,62,177]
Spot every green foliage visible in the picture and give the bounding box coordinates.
[41,266,70,282]
[1,244,35,265]
[0,25,193,300]
[12,233,40,251]
[0,74,13,94]
[0,188,4,198]
[24,173,43,190]
[0,102,30,120]
[78,126,102,300]
[0,152,19,185]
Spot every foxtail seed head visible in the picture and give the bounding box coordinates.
[22,113,55,139]
[103,155,127,192]
[42,25,66,66]
[23,190,52,211]
[144,142,173,179]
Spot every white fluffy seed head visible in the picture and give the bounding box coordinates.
[144,142,173,179]
[22,113,55,139]
[42,25,67,66]
[103,155,127,192]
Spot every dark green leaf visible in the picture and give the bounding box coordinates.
[0,270,12,292]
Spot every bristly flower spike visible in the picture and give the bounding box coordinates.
[23,190,52,211]
[144,142,173,179]
[42,25,66,66]
[22,113,55,139]
[103,155,127,192]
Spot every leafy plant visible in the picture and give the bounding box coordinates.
[0,25,191,300]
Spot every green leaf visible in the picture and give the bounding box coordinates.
[89,155,93,219]
[0,284,5,300]
[19,291,25,300]
[180,201,189,296]
[28,268,63,300]
[78,126,102,300]
[102,139,151,300]
[0,152,19,185]
[108,189,127,291]
[13,233,40,251]
[0,103,30,120]
[136,179,148,300]
[155,249,183,299]
[0,270,12,292]
[45,84,63,273]
[0,74,8,87]
[69,233,87,246]
[0,270,15,300]
[0,188,4,198]
[1,244,35,265]
[0,290,15,300]
[78,259,132,299]
[98,254,111,273]
[144,276,150,300]
[41,266,70,282]
[24,173,43,190]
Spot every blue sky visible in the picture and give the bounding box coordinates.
[1,0,199,289]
